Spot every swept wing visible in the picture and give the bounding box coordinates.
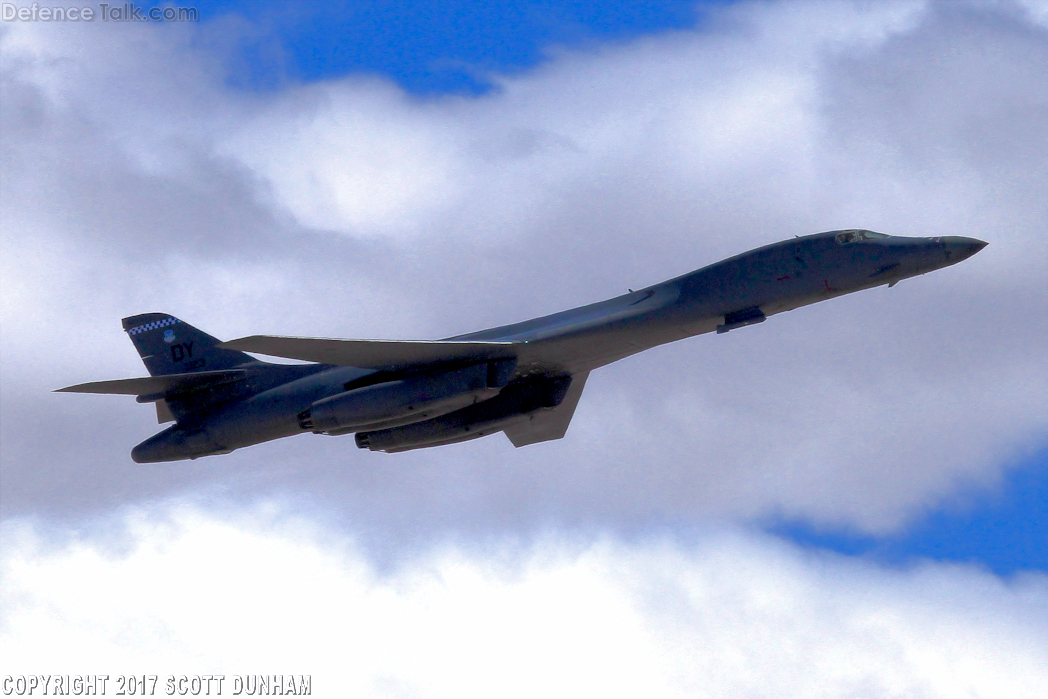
[219,336,518,369]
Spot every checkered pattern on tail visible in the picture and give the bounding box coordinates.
[121,312,252,376]
[126,316,180,335]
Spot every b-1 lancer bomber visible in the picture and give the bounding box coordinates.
[57,230,986,462]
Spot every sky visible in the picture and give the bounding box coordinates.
[1,0,1047,695]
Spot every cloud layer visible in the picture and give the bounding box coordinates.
[1,1,1046,543]
[3,1,1048,689]
[3,505,1047,697]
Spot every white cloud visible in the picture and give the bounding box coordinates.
[1,0,1046,536]
[1,505,1046,698]
[6,2,1047,687]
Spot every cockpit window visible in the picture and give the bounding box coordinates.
[834,229,889,245]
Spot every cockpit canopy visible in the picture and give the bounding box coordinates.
[833,229,890,245]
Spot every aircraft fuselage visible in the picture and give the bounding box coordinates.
[58,230,986,461]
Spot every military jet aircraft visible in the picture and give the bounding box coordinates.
[57,230,986,462]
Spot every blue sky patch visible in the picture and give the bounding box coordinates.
[190,0,723,94]
[770,448,1048,576]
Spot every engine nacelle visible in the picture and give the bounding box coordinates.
[355,374,572,452]
[302,361,513,434]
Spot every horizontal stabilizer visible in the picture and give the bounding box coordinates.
[54,369,246,396]
[219,336,519,369]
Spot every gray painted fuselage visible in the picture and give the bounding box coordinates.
[454,231,985,374]
[57,230,986,461]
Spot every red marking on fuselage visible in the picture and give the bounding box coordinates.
[777,275,790,281]
[823,279,831,291]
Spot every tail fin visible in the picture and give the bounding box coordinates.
[122,313,254,376]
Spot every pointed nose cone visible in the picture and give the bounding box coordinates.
[940,236,988,263]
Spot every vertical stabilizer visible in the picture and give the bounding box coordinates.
[122,313,253,376]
